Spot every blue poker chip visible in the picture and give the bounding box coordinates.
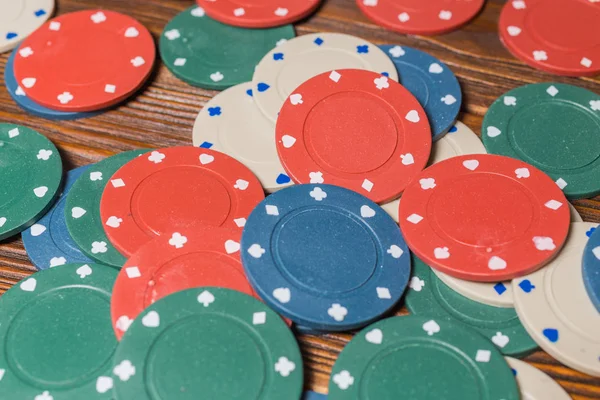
[241,184,411,331]
[582,226,600,312]
[379,44,462,141]
[22,166,94,270]
[303,391,327,400]
[4,47,99,121]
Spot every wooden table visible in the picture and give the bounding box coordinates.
[1,0,599,398]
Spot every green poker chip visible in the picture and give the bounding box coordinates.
[328,315,519,400]
[113,287,303,400]
[65,150,149,267]
[0,124,62,240]
[159,6,295,90]
[405,255,538,357]
[0,263,118,398]
[482,82,600,199]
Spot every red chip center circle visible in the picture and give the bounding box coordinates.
[131,166,233,236]
[304,92,398,174]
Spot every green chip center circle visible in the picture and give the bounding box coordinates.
[146,314,266,399]
[509,101,600,170]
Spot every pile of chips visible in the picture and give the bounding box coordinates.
[1,1,600,399]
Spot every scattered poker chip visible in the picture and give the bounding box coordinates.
[328,316,519,399]
[111,226,258,340]
[196,0,320,28]
[113,287,303,400]
[22,166,94,270]
[356,0,485,36]
[583,225,600,312]
[0,263,118,398]
[0,0,54,54]
[193,82,292,192]
[499,0,600,77]
[482,83,600,199]
[405,255,538,357]
[513,222,600,377]
[381,121,485,222]
[241,184,411,331]
[65,150,149,268]
[100,146,264,257]
[303,391,327,400]
[276,69,431,203]
[252,33,398,122]
[433,202,583,308]
[379,45,462,141]
[0,124,62,241]
[160,6,295,90]
[506,357,571,400]
[399,154,570,282]
[13,10,155,112]
[4,46,99,120]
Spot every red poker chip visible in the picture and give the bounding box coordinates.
[111,227,261,340]
[275,69,431,203]
[399,154,570,282]
[499,0,600,77]
[356,0,485,35]
[13,10,155,112]
[100,146,265,257]
[196,0,320,28]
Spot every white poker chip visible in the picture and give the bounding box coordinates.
[251,32,398,122]
[506,357,571,400]
[381,121,486,221]
[192,82,292,192]
[0,0,54,53]
[513,222,600,377]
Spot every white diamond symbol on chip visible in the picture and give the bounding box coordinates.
[546,86,559,97]
[407,214,423,224]
[105,84,116,94]
[475,350,491,362]
[362,179,374,192]
[581,57,592,68]
[111,178,125,188]
[253,312,266,325]
[555,178,567,189]
[125,267,141,279]
[50,21,61,31]
[234,218,246,227]
[544,200,563,210]
[376,287,391,299]
[174,58,186,67]
[265,205,279,216]
[592,246,600,260]
[329,71,341,82]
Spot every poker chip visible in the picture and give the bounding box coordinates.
[381,121,485,222]
[499,0,600,77]
[0,124,62,241]
[13,10,155,112]
[506,357,571,400]
[303,391,327,400]
[0,263,117,398]
[405,255,538,357]
[328,316,519,399]
[399,154,570,282]
[196,0,320,28]
[4,46,99,120]
[111,226,257,340]
[113,287,303,399]
[379,45,462,141]
[100,146,264,257]
[160,7,295,90]
[22,166,94,270]
[276,69,431,203]
[252,33,398,123]
[482,83,600,199]
[65,150,149,268]
[583,225,600,312]
[356,0,485,36]
[513,222,600,377]
[192,82,292,192]
[241,184,411,331]
[433,201,583,308]
[0,0,54,54]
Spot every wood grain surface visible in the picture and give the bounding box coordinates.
[1,0,599,398]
